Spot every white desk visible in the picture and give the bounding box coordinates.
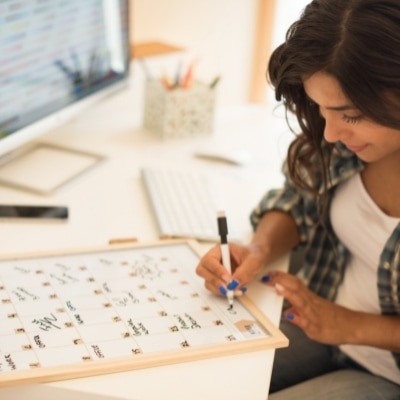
[0,81,292,400]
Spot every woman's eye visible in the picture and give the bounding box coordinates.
[342,115,362,124]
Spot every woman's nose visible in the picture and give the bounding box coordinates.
[323,117,350,143]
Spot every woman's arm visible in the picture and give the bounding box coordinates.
[232,210,301,285]
[249,210,301,264]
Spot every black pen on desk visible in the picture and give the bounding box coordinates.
[217,210,234,309]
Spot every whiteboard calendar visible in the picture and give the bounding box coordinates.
[0,240,288,387]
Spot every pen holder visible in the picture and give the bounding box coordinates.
[143,80,216,139]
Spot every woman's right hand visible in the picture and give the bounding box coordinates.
[195,242,268,297]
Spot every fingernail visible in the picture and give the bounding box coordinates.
[286,312,295,321]
[218,285,227,296]
[261,275,271,283]
[227,279,239,290]
[275,283,285,293]
[240,287,247,294]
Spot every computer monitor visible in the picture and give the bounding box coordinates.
[0,0,131,194]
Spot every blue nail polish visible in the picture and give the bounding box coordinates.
[240,287,247,294]
[227,279,239,290]
[286,313,295,321]
[218,285,227,296]
[261,275,271,283]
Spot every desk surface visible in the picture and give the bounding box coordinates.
[0,81,292,400]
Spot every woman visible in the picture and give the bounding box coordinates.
[196,0,400,398]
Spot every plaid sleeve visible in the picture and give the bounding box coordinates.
[250,145,364,245]
[249,163,313,245]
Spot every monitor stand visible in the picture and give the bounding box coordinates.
[0,142,105,195]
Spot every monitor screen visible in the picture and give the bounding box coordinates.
[0,0,130,159]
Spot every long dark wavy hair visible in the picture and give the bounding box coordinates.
[268,0,400,195]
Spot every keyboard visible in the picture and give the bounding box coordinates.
[141,167,236,242]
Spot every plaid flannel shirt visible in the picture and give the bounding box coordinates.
[250,142,400,369]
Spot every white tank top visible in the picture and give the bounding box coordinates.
[330,173,400,384]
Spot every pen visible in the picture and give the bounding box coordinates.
[181,59,197,89]
[161,73,174,90]
[209,75,220,89]
[217,210,234,309]
[88,50,98,85]
[54,59,83,86]
[173,60,183,88]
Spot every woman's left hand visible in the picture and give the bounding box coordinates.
[263,271,355,345]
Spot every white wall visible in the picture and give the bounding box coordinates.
[131,0,310,106]
[131,0,259,107]
[267,0,310,102]
[272,0,310,48]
